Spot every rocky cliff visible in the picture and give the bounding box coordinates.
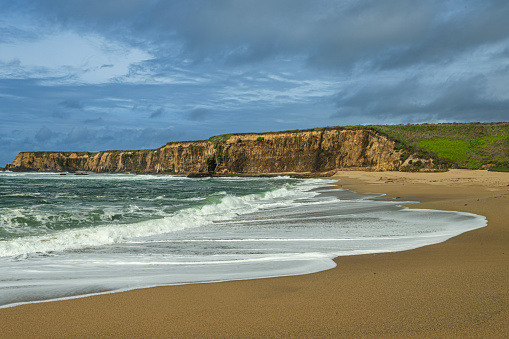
[6,128,401,174]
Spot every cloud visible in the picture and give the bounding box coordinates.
[65,126,92,144]
[59,100,84,110]
[332,74,509,123]
[0,25,40,44]
[34,126,55,142]
[149,108,164,118]
[5,0,507,71]
[187,108,211,121]
[52,111,70,119]
[58,126,179,151]
[1,1,508,166]
[83,117,104,124]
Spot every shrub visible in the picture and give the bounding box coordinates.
[489,166,509,172]
[400,152,411,162]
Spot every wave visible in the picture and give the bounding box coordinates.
[0,182,314,257]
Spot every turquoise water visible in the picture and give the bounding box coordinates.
[0,172,486,308]
[0,173,296,246]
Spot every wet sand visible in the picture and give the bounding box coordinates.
[1,169,508,338]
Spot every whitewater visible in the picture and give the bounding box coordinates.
[0,172,486,308]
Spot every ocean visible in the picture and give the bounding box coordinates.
[0,172,486,308]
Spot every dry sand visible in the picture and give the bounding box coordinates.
[1,169,508,338]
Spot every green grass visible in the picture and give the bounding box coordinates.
[367,123,509,169]
[418,139,470,163]
[209,134,233,143]
[488,165,509,172]
[417,135,509,169]
[34,152,48,158]
[470,135,507,147]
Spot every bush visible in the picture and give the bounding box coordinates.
[489,166,509,172]
[400,152,411,162]
[488,162,509,172]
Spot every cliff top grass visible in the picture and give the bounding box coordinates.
[208,134,234,143]
[32,151,100,158]
[28,149,159,157]
[362,122,509,170]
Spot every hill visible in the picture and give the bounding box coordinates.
[363,123,509,171]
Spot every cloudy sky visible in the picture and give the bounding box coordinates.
[1,0,508,165]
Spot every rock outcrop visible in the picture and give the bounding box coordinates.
[6,128,401,174]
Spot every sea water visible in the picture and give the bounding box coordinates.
[0,172,486,308]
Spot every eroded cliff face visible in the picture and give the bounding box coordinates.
[6,129,401,174]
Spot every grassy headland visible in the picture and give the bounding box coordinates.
[363,122,509,171]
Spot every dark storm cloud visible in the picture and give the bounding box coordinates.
[187,108,211,121]
[52,111,70,119]
[34,126,55,142]
[65,126,92,144]
[150,108,164,119]
[5,0,509,70]
[59,100,84,110]
[57,126,178,151]
[83,117,104,124]
[333,75,509,122]
[371,1,509,70]
[423,78,509,121]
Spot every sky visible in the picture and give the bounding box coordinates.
[1,0,508,166]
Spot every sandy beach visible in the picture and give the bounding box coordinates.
[1,169,507,338]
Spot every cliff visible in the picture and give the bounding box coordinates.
[5,128,401,174]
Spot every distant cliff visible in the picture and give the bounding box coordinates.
[6,128,402,174]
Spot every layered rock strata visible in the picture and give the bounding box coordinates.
[6,129,401,174]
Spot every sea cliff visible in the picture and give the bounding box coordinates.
[6,128,401,174]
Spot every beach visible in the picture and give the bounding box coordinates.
[1,169,507,338]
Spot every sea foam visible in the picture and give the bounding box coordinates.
[0,173,486,309]
[0,184,308,257]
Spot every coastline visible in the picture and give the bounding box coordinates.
[0,169,507,337]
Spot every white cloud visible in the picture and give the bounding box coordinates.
[0,31,152,84]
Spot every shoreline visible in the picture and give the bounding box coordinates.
[1,169,508,337]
